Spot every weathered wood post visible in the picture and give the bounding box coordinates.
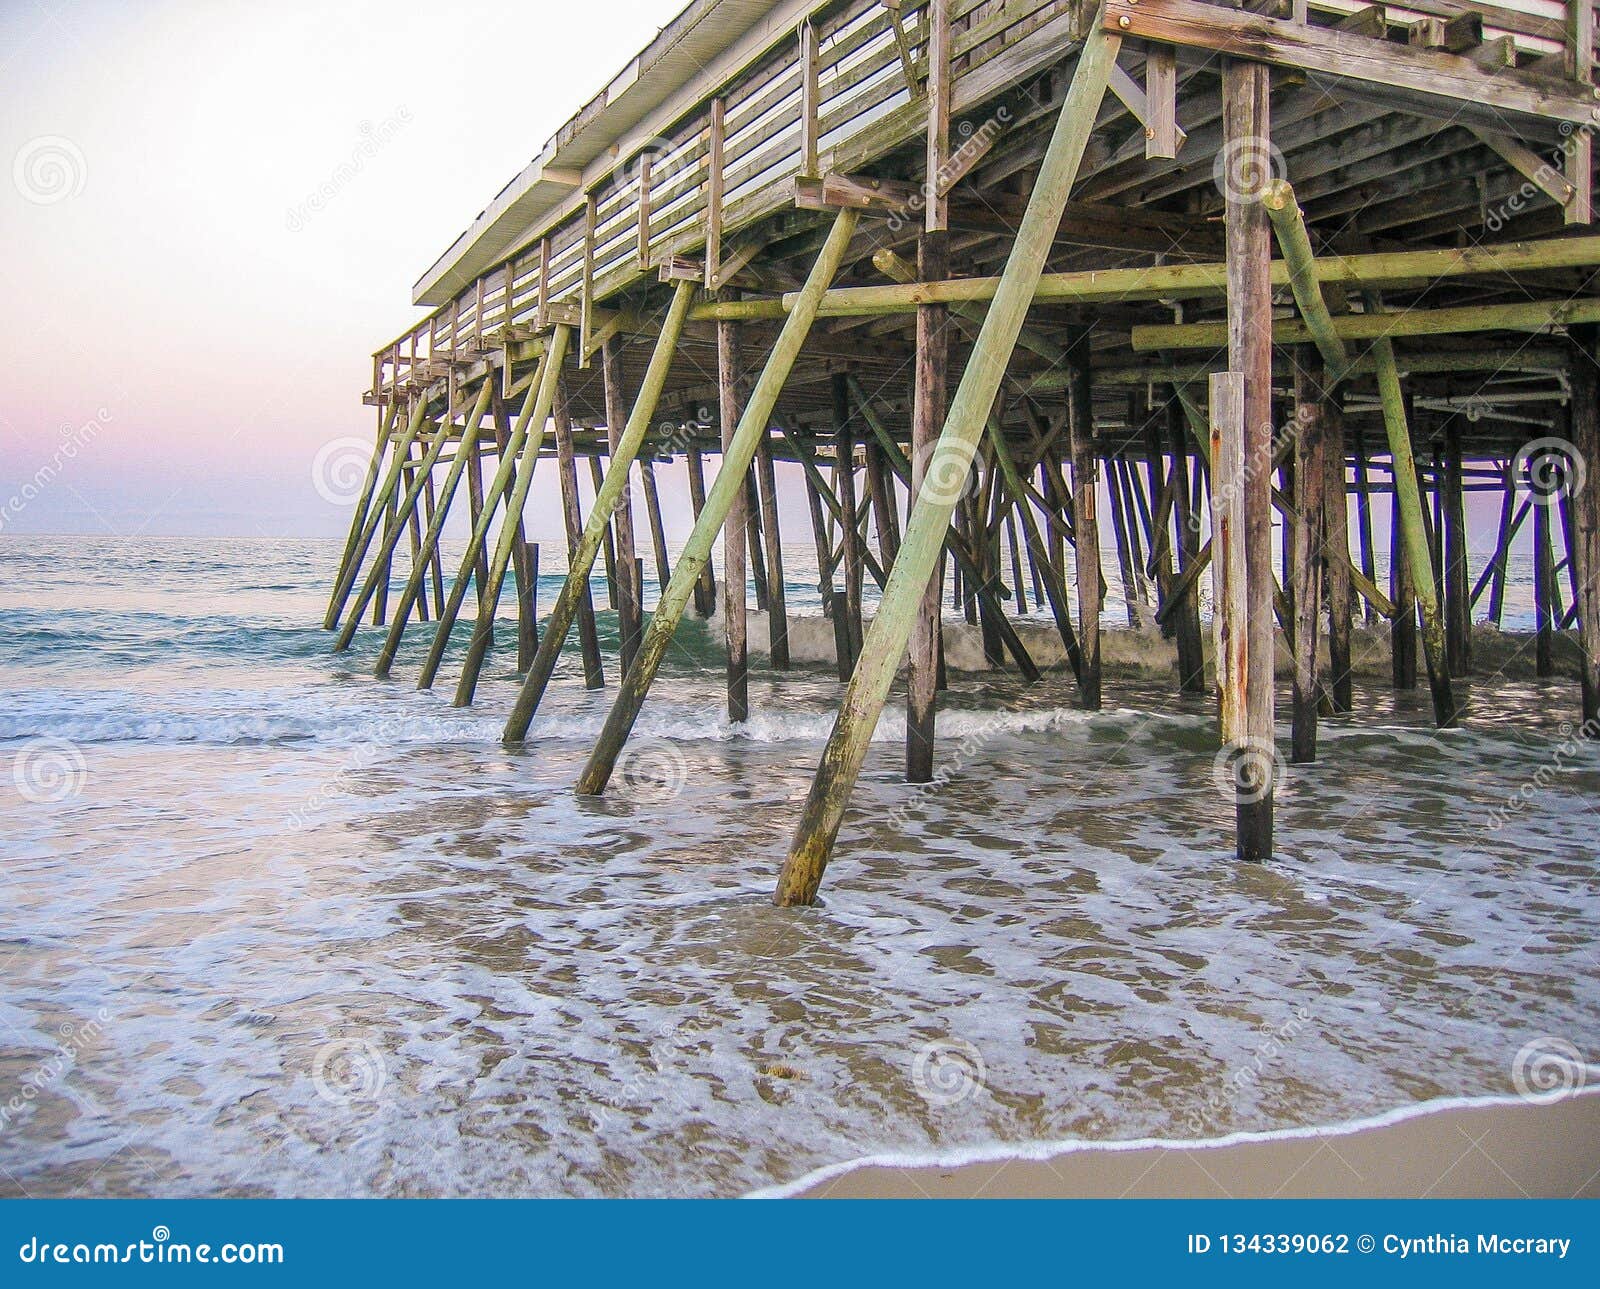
[1066,325,1102,710]
[502,281,695,740]
[1290,357,1325,763]
[326,404,397,625]
[719,307,750,722]
[756,429,790,668]
[1443,418,1472,676]
[774,29,1120,905]
[1322,386,1354,713]
[1536,487,1557,677]
[907,227,949,782]
[1168,398,1207,694]
[575,208,860,795]
[834,373,865,668]
[1569,324,1600,728]
[490,384,539,672]
[685,447,717,617]
[1222,57,1277,861]
[1391,482,1418,691]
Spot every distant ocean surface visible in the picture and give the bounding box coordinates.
[1,534,1596,1197]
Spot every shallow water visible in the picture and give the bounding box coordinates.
[1,536,1596,1197]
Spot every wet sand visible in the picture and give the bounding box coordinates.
[791,1092,1600,1198]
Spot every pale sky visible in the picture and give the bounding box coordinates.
[0,0,690,540]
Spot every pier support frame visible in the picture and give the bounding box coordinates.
[575,208,860,795]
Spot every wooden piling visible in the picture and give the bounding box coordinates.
[1569,325,1600,727]
[1443,419,1472,676]
[1290,356,1326,764]
[1391,486,1418,691]
[720,311,749,722]
[1322,385,1354,714]
[1167,399,1206,695]
[1066,325,1102,711]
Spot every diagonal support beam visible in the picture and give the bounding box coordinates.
[1261,179,1350,382]
[414,347,552,689]
[775,26,1121,907]
[453,326,572,706]
[574,208,861,795]
[503,281,696,739]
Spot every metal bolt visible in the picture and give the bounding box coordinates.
[1118,13,1130,26]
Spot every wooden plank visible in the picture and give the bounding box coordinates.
[1102,0,1598,132]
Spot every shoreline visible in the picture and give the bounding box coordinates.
[757,1088,1600,1199]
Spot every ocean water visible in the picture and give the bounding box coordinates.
[1,534,1596,1198]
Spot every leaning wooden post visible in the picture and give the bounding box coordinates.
[550,376,606,694]
[1066,325,1103,710]
[775,28,1120,906]
[326,402,397,625]
[1353,428,1379,625]
[1290,356,1326,764]
[719,308,749,722]
[1222,56,1277,861]
[371,393,494,674]
[337,384,491,650]
[575,208,860,795]
[332,411,449,643]
[1568,324,1600,727]
[324,396,428,630]
[490,384,539,672]
[449,330,572,704]
[503,280,695,741]
[1373,335,1457,725]
[415,348,550,690]
[603,335,642,674]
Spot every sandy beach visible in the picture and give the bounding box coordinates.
[789,1091,1600,1199]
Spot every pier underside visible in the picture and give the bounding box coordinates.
[329,0,1600,904]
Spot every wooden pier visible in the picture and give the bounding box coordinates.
[327,0,1600,904]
